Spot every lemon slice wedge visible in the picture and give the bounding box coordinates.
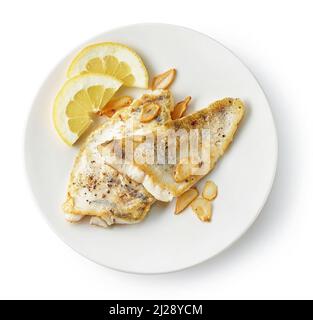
[53,73,122,145]
[67,42,149,88]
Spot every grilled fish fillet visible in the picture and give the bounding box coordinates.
[98,98,245,201]
[63,90,173,226]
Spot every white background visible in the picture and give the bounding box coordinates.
[0,0,312,300]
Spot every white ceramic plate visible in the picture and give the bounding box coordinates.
[24,23,277,274]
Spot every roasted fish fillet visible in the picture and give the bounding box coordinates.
[99,98,245,201]
[63,90,173,226]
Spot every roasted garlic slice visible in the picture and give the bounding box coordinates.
[140,103,161,123]
[151,69,176,90]
[98,96,133,117]
[171,96,192,120]
[175,188,199,214]
[191,198,212,222]
[174,161,192,182]
[202,181,218,201]
[174,157,201,182]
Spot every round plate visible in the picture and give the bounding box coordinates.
[25,23,277,274]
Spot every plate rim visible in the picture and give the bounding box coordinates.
[24,22,278,274]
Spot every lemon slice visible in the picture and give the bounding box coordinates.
[67,42,149,88]
[53,73,122,145]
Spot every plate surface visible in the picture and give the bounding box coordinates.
[25,23,277,274]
